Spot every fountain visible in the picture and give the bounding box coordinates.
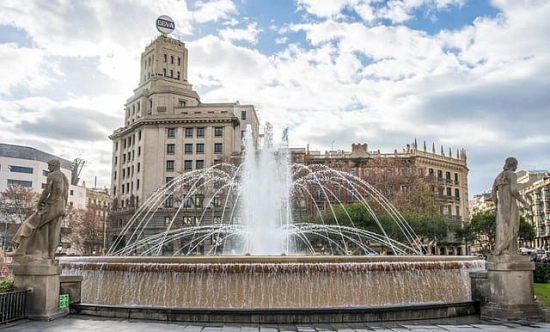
[60,124,484,323]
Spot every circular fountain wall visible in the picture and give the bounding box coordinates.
[61,255,484,309]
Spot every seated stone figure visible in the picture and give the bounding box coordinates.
[11,159,69,261]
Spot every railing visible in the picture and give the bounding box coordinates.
[0,290,28,324]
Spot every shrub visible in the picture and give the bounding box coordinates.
[534,263,550,283]
[0,276,15,293]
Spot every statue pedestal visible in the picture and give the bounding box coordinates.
[10,256,68,320]
[481,254,544,322]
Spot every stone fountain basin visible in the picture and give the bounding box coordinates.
[60,255,484,310]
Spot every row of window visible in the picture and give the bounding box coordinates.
[7,179,32,187]
[167,127,224,138]
[428,168,460,184]
[116,131,142,151]
[163,195,222,209]
[114,179,140,197]
[167,143,223,154]
[166,160,205,171]
[4,165,52,178]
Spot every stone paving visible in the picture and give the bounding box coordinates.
[2,315,550,332]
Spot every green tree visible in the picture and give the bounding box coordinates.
[456,210,495,255]
[310,202,447,245]
[457,210,537,255]
[519,217,536,244]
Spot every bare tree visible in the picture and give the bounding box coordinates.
[64,206,103,255]
[0,185,39,249]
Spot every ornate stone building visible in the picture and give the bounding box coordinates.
[292,141,469,255]
[108,34,260,250]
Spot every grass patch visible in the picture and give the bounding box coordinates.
[534,283,550,309]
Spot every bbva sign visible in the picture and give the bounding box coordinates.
[156,15,175,34]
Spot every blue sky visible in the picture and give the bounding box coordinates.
[1,0,549,198]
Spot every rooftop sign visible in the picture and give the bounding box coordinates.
[156,15,175,35]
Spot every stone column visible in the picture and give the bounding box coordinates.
[481,254,544,322]
[10,256,68,320]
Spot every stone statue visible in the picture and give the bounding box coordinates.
[492,157,528,256]
[11,159,69,261]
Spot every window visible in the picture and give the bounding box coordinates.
[177,57,181,65]
[7,179,32,187]
[9,165,33,174]
[163,68,166,77]
[195,196,203,208]
[184,160,192,170]
[183,198,192,207]
[241,110,246,120]
[164,54,167,62]
[178,100,186,107]
[185,144,193,154]
[197,127,205,137]
[137,163,140,173]
[138,130,142,140]
[177,71,180,80]
[213,196,221,207]
[137,179,140,190]
[166,160,175,171]
[167,144,175,154]
[42,170,49,176]
[166,177,174,184]
[165,195,174,208]
[167,128,176,138]
[214,127,223,137]
[196,143,204,153]
[437,170,443,179]
[171,55,174,64]
[185,128,193,137]
[214,143,222,153]
[170,69,173,78]
[446,187,452,197]
[196,160,204,169]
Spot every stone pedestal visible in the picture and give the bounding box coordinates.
[10,256,68,320]
[481,254,544,322]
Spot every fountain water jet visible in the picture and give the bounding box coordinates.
[107,124,424,257]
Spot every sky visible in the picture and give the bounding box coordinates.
[1,0,549,198]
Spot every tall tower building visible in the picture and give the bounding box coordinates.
[108,34,260,249]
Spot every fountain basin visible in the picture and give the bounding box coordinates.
[60,255,484,311]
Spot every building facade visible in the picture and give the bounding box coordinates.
[108,35,260,250]
[293,141,469,255]
[520,173,550,249]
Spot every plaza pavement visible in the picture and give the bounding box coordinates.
[1,315,550,332]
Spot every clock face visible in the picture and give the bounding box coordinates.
[156,15,175,35]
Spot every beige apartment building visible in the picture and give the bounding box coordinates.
[520,173,550,249]
[108,34,260,249]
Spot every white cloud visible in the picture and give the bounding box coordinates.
[219,22,262,44]
[0,44,56,94]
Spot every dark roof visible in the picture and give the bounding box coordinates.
[0,143,73,170]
